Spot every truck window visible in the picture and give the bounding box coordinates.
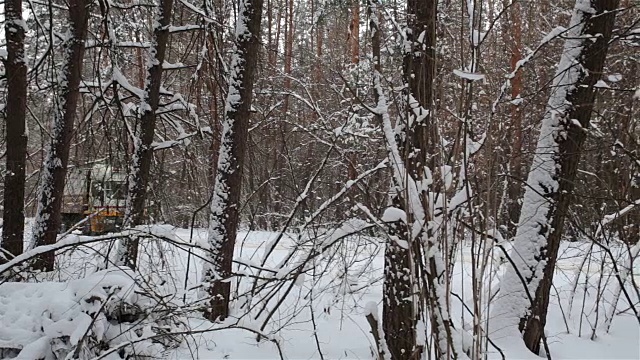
[92,182,105,202]
[108,181,126,200]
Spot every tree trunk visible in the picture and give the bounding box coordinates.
[403,0,458,358]
[370,4,415,355]
[1,0,28,262]
[118,0,174,269]
[494,0,620,354]
[506,0,524,238]
[267,0,276,67]
[282,0,294,114]
[372,0,458,358]
[404,0,437,176]
[348,0,360,64]
[203,0,264,321]
[315,15,323,83]
[31,0,90,271]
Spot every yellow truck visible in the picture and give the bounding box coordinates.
[61,164,126,234]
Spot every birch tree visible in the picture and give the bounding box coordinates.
[1,0,28,261]
[202,0,264,321]
[494,0,620,354]
[31,0,90,271]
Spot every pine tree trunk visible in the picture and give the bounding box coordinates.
[348,0,360,64]
[282,0,294,114]
[267,0,275,67]
[506,0,524,238]
[494,0,620,354]
[315,15,323,83]
[1,0,28,262]
[31,0,90,271]
[119,0,174,269]
[203,0,264,321]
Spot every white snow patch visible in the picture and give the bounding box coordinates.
[381,207,407,223]
[453,69,485,81]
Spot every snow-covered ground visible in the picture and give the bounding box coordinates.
[0,225,638,359]
[164,227,640,359]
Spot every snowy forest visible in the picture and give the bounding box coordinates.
[0,0,639,358]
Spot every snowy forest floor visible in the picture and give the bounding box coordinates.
[1,223,639,359]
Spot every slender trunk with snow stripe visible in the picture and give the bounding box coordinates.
[493,0,619,354]
[31,0,90,271]
[115,0,175,269]
[202,0,263,321]
[1,0,28,262]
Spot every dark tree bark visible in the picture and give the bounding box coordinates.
[375,0,418,355]
[203,0,264,321]
[495,0,620,354]
[403,0,439,178]
[382,221,416,360]
[375,0,459,357]
[521,0,619,352]
[1,0,28,262]
[403,1,458,358]
[348,0,360,64]
[119,0,174,269]
[31,0,90,271]
[506,0,524,238]
[282,0,294,114]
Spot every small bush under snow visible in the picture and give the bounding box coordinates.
[0,268,179,359]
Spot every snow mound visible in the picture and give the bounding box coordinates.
[0,268,172,359]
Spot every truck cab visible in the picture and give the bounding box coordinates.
[61,164,126,234]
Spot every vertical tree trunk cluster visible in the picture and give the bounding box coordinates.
[31,0,90,271]
[373,0,460,358]
[381,0,435,356]
[118,0,175,269]
[494,0,620,354]
[1,0,28,262]
[369,4,415,354]
[203,0,264,321]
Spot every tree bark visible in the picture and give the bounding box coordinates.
[370,4,416,354]
[31,0,90,271]
[506,0,524,238]
[203,0,264,321]
[119,0,174,268]
[404,0,437,177]
[348,0,360,64]
[373,0,458,358]
[267,0,275,67]
[282,0,294,114]
[1,0,28,262]
[383,0,462,356]
[494,0,620,354]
